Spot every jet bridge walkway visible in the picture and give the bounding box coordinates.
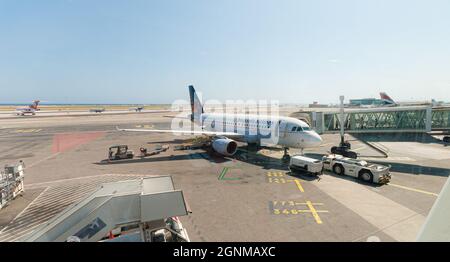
[22,176,190,242]
[309,106,450,134]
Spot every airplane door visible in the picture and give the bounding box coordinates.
[279,121,289,138]
[283,122,290,138]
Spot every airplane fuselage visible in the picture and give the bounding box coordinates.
[200,113,322,149]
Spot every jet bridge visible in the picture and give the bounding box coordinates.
[309,106,450,134]
[23,176,190,242]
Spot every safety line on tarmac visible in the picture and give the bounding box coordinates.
[27,152,61,169]
[294,180,305,192]
[0,187,49,235]
[388,183,438,197]
[218,167,241,180]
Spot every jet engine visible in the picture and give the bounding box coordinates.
[212,138,238,156]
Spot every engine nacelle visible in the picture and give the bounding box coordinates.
[212,138,238,156]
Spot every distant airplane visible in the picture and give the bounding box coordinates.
[118,85,322,159]
[348,92,396,108]
[129,106,144,112]
[379,92,396,106]
[346,91,450,108]
[15,100,40,116]
[89,108,105,113]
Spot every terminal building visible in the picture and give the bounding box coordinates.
[348,98,392,107]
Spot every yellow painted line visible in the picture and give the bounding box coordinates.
[294,179,305,192]
[135,125,142,128]
[266,172,284,177]
[388,183,438,197]
[143,124,153,128]
[296,210,329,213]
[295,202,324,206]
[306,201,323,224]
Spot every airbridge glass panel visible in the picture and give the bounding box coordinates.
[323,109,429,132]
[431,109,450,129]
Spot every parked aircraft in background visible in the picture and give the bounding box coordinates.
[89,108,105,113]
[348,92,447,108]
[15,100,40,116]
[348,92,396,108]
[129,106,144,112]
[118,85,322,160]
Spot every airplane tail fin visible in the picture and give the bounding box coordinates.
[380,92,395,104]
[30,100,40,110]
[188,85,204,124]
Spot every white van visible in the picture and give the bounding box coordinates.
[289,155,323,176]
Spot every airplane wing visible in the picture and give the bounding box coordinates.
[116,126,243,138]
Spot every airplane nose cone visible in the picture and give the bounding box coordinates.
[303,131,322,147]
[312,131,322,145]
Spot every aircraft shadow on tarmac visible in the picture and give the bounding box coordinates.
[353,133,447,146]
[147,139,192,145]
[232,148,289,171]
[94,145,291,170]
[94,152,215,165]
[371,161,450,177]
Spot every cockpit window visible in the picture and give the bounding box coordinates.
[296,127,303,132]
[302,126,311,131]
[291,126,297,132]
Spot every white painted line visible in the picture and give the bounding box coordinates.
[0,187,49,234]
[352,146,366,152]
[27,152,60,168]
[26,173,158,188]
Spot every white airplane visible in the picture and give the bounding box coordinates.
[118,85,322,159]
[15,100,40,116]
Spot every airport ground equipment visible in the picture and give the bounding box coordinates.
[330,96,358,159]
[23,176,190,242]
[108,145,134,161]
[322,154,391,184]
[289,155,323,176]
[139,145,169,157]
[0,161,25,210]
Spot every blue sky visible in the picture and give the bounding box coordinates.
[1,0,450,104]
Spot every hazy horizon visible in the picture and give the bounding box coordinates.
[1,0,450,104]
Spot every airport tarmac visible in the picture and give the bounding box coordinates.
[0,111,449,241]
